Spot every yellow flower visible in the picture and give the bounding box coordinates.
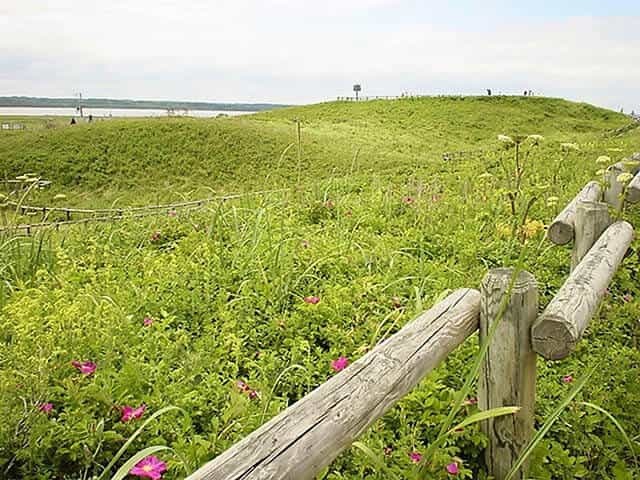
[520,219,545,239]
[616,172,634,184]
[546,196,559,207]
[496,223,512,238]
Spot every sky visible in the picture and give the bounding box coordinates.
[1,0,639,111]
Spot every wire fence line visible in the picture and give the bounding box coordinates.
[0,188,290,235]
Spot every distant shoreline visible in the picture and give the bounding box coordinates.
[0,96,289,112]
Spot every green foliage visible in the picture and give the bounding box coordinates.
[1,97,640,478]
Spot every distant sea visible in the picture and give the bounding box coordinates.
[0,107,255,117]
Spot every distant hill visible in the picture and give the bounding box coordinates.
[0,95,636,195]
[0,96,289,112]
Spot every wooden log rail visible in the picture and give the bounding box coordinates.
[533,221,633,359]
[188,289,481,480]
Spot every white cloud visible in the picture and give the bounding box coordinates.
[0,2,638,110]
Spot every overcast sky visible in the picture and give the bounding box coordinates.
[1,1,639,111]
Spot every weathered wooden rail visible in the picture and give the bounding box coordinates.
[187,155,638,479]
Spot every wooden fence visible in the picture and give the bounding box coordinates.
[0,188,288,234]
[186,155,639,480]
[0,123,26,131]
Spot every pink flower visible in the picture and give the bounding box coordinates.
[167,210,177,217]
[248,389,259,400]
[150,231,161,242]
[129,455,167,480]
[331,356,349,372]
[39,402,54,414]
[623,294,633,303]
[562,375,573,384]
[143,316,154,327]
[121,404,146,422]
[236,380,250,392]
[383,446,393,456]
[409,451,422,463]
[71,360,97,376]
[446,462,460,475]
[301,240,310,248]
[304,296,320,305]
[463,397,478,406]
[402,196,415,205]
[324,200,335,209]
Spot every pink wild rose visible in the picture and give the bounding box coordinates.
[71,360,97,376]
[331,356,349,372]
[562,375,574,384]
[39,402,54,414]
[304,296,320,305]
[463,397,478,406]
[143,316,154,327]
[623,293,633,303]
[409,451,422,463]
[446,462,460,475]
[129,455,167,480]
[236,380,250,392]
[121,404,146,422]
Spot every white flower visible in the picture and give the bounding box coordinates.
[616,172,634,184]
[498,135,514,144]
[561,143,580,151]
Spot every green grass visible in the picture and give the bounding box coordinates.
[1,97,640,479]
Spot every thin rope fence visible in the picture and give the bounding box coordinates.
[0,188,290,235]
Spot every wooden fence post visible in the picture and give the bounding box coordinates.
[479,268,537,480]
[571,200,611,271]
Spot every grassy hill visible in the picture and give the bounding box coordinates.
[0,96,636,202]
[1,97,640,479]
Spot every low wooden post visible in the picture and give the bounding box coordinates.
[479,268,537,480]
[626,172,640,204]
[570,200,611,271]
[548,181,601,245]
[532,221,634,360]
[604,163,624,210]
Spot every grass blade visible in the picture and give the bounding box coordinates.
[505,366,596,480]
[97,405,183,480]
[580,401,637,467]
[446,406,520,436]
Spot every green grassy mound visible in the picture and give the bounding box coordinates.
[1,98,640,479]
